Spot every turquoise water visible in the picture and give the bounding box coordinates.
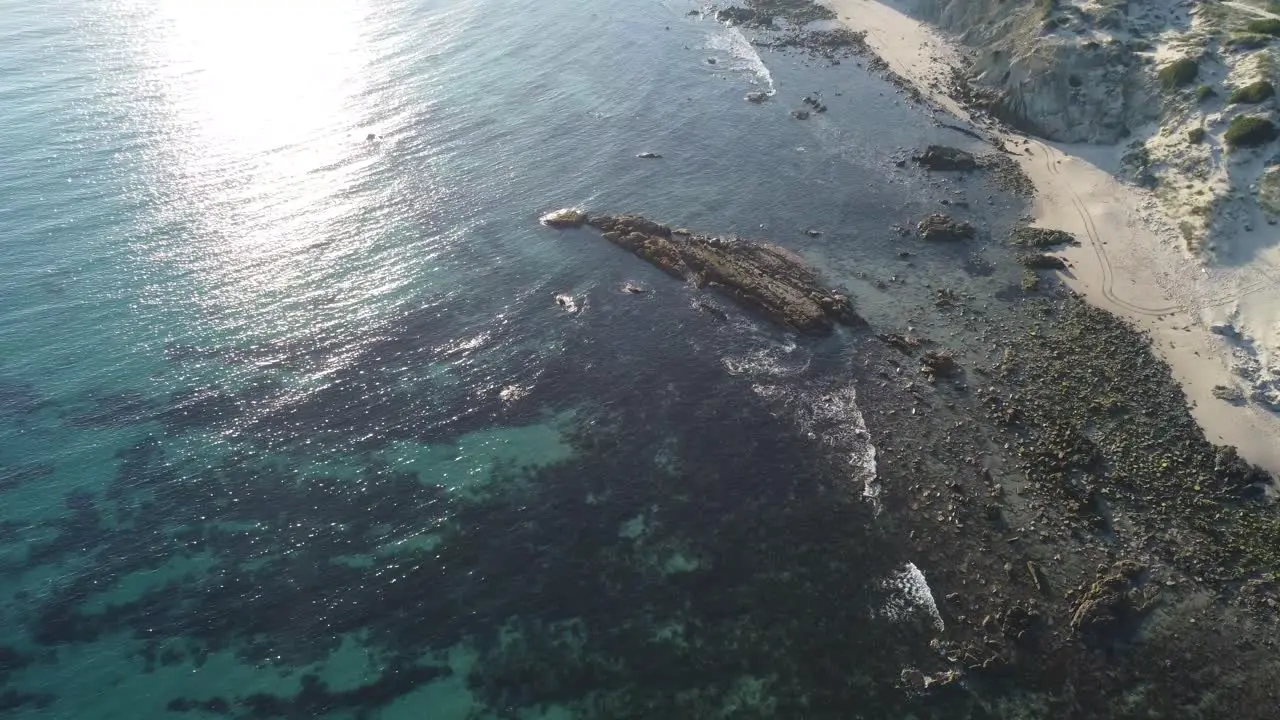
[0,0,1026,716]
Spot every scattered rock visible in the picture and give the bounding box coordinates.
[917,213,976,242]
[365,133,377,142]
[912,145,978,171]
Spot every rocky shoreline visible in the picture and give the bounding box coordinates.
[660,1,1280,711]
[540,4,1280,715]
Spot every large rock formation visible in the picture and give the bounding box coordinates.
[917,0,1156,143]
[549,213,858,333]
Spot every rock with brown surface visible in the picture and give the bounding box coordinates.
[917,213,976,242]
[559,214,858,333]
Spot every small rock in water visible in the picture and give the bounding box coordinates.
[745,91,770,103]
[792,109,811,120]
[622,282,649,294]
[917,213,976,242]
[365,133,377,141]
[693,300,729,322]
[912,145,978,171]
[805,228,822,237]
[541,208,588,228]
[706,57,717,65]
[554,294,581,314]
[637,152,663,159]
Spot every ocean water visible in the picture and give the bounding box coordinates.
[0,0,1025,717]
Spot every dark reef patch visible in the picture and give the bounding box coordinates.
[0,377,46,420]
[63,389,157,429]
[9,285,938,717]
[0,463,53,493]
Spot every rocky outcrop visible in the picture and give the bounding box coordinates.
[912,145,978,171]
[917,213,976,242]
[1011,226,1078,248]
[558,214,857,333]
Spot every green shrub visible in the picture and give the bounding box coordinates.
[1225,115,1279,148]
[1159,58,1199,90]
[1188,127,1207,144]
[1245,18,1280,36]
[1226,33,1273,50]
[1229,80,1275,104]
[1197,84,1217,102]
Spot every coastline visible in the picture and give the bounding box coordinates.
[828,0,1280,475]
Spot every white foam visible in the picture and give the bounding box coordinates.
[880,562,945,632]
[796,385,881,509]
[743,381,881,510]
[721,339,807,377]
[705,24,776,96]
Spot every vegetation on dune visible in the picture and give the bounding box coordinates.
[1197,84,1217,102]
[1226,33,1273,50]
[1159,58,1199,90]
[1188,127,1207,144]
[1225,115,1279,148]
[1229,80,1275,104]
[1245,18,1280,37]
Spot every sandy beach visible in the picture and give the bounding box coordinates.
[829,0,1280,475]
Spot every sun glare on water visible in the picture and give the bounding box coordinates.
[122,0,398,344]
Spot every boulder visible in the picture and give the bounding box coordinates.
[1019,253,1067,270]
[540,208,588,228]
[917,213,976,242]
[912,145,978,171]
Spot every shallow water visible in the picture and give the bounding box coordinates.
[0,0,1027,716]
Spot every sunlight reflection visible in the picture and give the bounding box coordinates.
[129,0,387,345]
[152,0,370,153]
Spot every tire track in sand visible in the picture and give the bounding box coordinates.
[1031,140,1275,316]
